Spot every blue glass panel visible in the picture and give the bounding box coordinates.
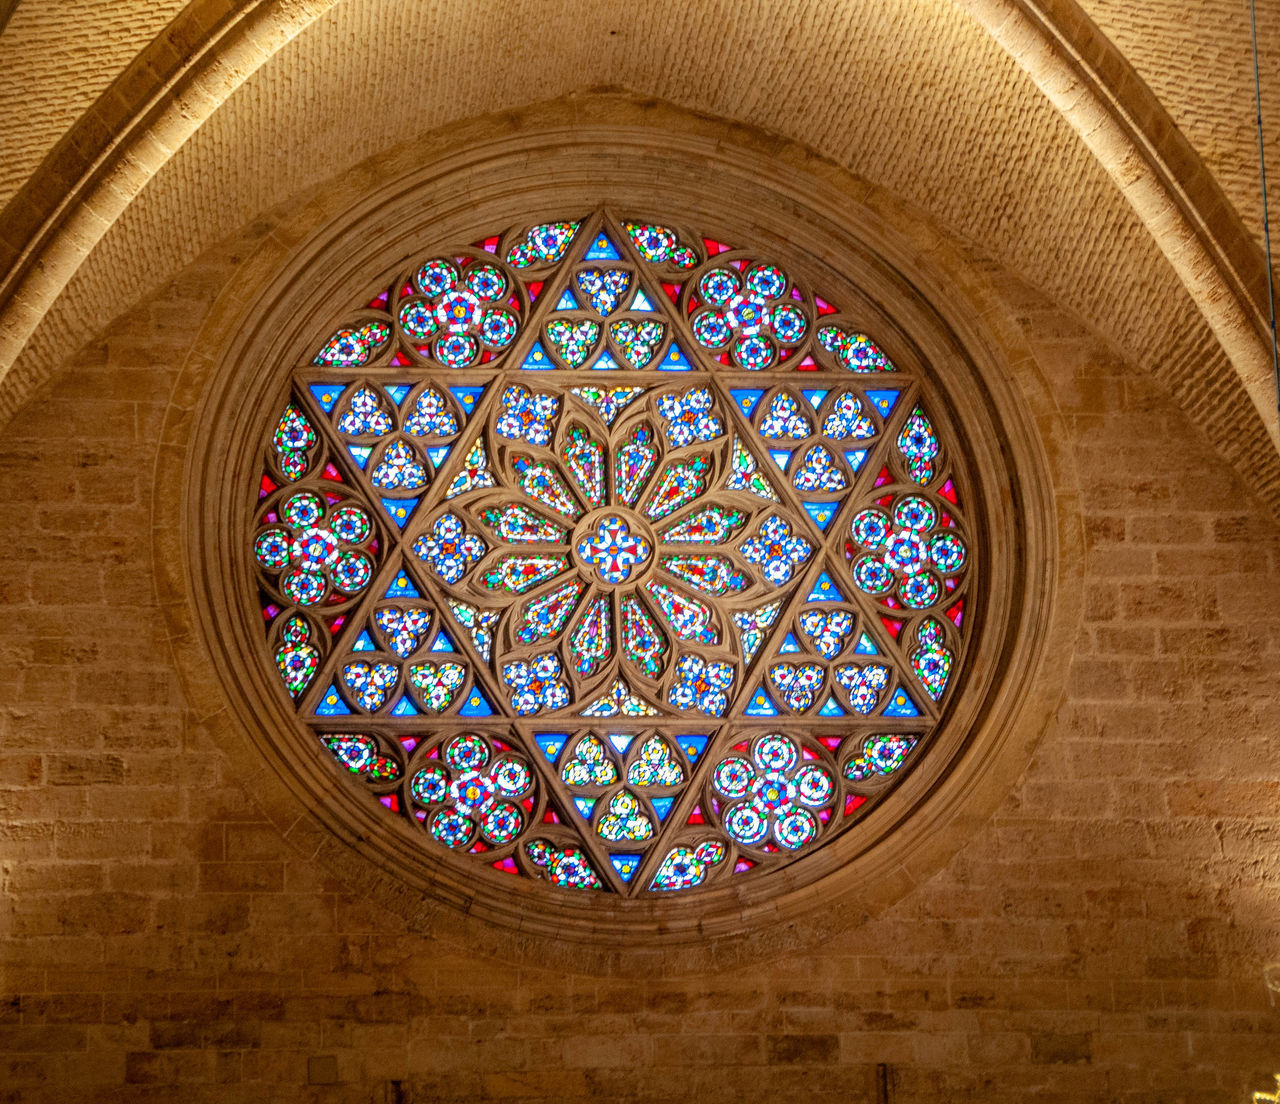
[309,383,345,413]
[866,389,900,417]
[315,683,350,716]
[883,685,921,717]
[534,733,566,761]
[658,343,694,371]
[806,571,845,603]
[730,388,764,419]
[610,853,642,881]
[521,342,553,370]
[818,694,844,716]
[352,630,376,652]
[385,570,419,599]
[390,695,418,716]
[380,497,416,529]
[745,686,778,716]
[678,734,708,763]
[458,685,495,716]
[803,501,838,530]
[448,385,485,416]
[584,233,621,260]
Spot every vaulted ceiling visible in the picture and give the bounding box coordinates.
[0,0,1276,504]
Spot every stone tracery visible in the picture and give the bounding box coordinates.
[248,210,976,897]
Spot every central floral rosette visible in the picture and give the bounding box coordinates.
[409,381,804,717]
[573,512,654,585]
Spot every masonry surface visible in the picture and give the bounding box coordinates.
[0,164,1279,1104]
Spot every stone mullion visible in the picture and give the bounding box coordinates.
[700,374,832,718]
[491,209,610,373]
[411,567,517,720]
[623,723,730,896]
[265,377,411,718]
[597,208,702,363]
[719,552,837,720]
[815,377,918,561]
[817,378,953,718]
[510,717,636,897]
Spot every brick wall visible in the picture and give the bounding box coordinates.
[2,227,1279,1103]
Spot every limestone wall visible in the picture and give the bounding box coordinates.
[2,201,1279,1104]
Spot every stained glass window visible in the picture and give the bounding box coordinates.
[250,211,974,897]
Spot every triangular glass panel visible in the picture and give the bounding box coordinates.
[386,385,411,406]
[573,796,597,820]
[534,733,566,761]
[309,383,346,413]
[426,445,451,469]
[880,616,904,639]
[554,288,580,311]
[845,449,869,472]
[380,497,417,529]
[390,695,418,716]
[521,342,554,370]
[610,853,642,882]
[802,389,829,410]
[658,343,694,371]
[866,389,900,418]
[883,685,921,717]
[778,632,801,654]
[459,684,495,716]
[385,571,419,599]
[678,734,708,763]
[315,683,349,716]
[607,733,636,754]
[745,686,779,716]
[768,450,792,473]
[817,695,844,717]
[589,350,623,372]
[430,629,456,653]
[347,445,372,469]
[580,678,660,717]
[352,630,376,652]
[730,388,764,419]
[448,385,485,417]
[584,233,621,260]
[630,288,656,312]
[803,501,838,530]
[570,385,645,426]
[651,797,675,822]
[855,632,880,655]
[686,804,705,825]
[806,572,845,603]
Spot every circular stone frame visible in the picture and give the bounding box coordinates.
[163,100,1077,969]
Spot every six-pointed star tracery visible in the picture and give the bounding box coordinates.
[248,210,975,896]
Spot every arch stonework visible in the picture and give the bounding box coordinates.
[0,0,1274,510]
[154,116,1081,971]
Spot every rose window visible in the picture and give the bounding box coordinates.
[248,211,976,897]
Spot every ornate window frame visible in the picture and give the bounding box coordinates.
[163,112,1074,963]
